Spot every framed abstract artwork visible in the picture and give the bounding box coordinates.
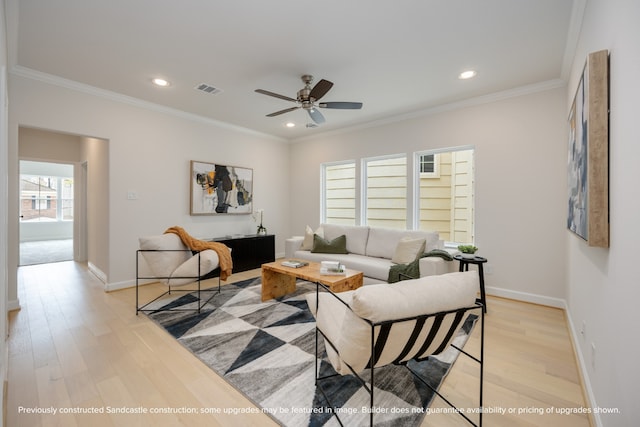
[190,160,253,215]
[567,49,609,247]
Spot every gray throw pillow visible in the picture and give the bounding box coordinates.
[311,234,348,254]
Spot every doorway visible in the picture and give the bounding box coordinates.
[19,160,75,265]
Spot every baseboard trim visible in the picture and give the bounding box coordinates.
[105,280,136,292]
[2,352,7,427]
[563,302,603,427]
[6,299,20,312]
[2,378,6,427]
[486,285,565,308]
[87,262,107,284]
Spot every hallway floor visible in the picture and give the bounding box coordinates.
[19,239,73,265]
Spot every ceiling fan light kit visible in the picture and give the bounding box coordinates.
[255,75,363,126]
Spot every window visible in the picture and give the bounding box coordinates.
[320,147,474,246]
[415,147,474,245]
[322,162,356,225]
[364,155,407,229]
[20,162,74,222]
[419,153,440,177]
[31,194,51,210]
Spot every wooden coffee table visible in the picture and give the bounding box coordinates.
[261,260,363,301]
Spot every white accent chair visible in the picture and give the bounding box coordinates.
[136,233,221,314]
[307,271,484,426]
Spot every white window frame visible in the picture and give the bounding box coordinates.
[419,153,440,178]
[319,146,474,245]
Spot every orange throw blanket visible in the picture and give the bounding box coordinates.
[164,226,233,281]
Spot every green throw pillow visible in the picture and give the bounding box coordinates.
[311,234,348,254]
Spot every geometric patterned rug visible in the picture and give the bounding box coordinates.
[146,277,477,426]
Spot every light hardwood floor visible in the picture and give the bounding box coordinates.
[6,261,592,427]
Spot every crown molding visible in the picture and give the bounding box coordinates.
[9,65,287,143]
[10,65,566,145]
[561,0,587,81]
[292,78,567,143]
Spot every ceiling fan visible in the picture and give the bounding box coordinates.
[255,75,363,125]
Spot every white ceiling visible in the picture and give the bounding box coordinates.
[6,0,579,140]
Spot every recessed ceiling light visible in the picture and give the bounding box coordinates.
[458,70,477,80]
[152,78,170,87]
[285,122,296,128]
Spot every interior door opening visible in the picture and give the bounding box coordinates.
[19,160,74,265]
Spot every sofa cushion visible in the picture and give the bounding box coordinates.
[321,224,370,255]
[419,254,456,277]
[306,290,365,375]
[351,271,478,322]
[139,234,191,279]
[301,225,324,250]
[292,250,393,281]
[292,250,347,264]
[391,237,426,264]
[366,227,439,259]
[311,234,348,254]
[337,253,393,281]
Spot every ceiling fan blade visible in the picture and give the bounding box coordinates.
[266,106,300,117]
[307,108,326,124]
[255,89,297,103]
[309,79,333,101]
[318,102,363,109]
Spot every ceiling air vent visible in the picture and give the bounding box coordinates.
[195,83,223,95]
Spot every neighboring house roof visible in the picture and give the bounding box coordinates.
[20,179,56,194]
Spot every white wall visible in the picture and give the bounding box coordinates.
[7,73,290,299]
[80,136,109,280]
[565,1,640,426]
[19,222,73,242]
[290,86,568,304]
[18,127,82,161]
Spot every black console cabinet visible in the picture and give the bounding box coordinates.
[210,234,275,273]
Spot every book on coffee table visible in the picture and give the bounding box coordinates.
[281,260,309,268]
[320,261,346,275]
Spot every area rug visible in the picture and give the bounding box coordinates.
[146,277,477,426]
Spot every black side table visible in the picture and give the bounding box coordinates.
[453,254,488,313]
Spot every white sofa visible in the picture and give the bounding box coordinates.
[285,224,458,282]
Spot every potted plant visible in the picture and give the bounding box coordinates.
[457,244,478,259]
